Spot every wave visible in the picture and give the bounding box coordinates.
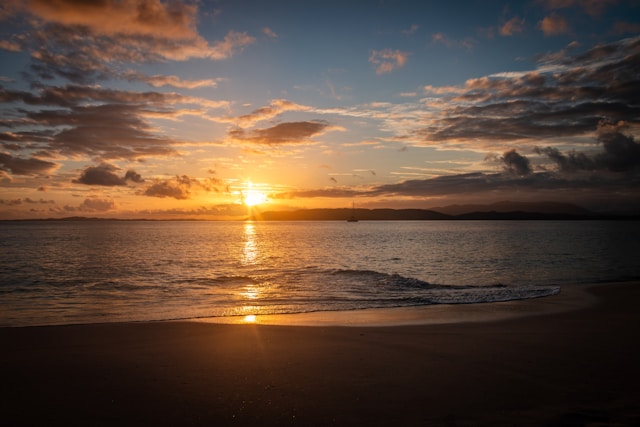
[0,267,561,327]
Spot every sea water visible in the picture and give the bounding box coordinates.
[1,220,639,327]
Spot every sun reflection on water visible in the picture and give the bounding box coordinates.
[242,222,257,265]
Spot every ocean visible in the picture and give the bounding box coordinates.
[1,220,639,327]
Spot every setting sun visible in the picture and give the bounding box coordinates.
[244,189,267,206]
[242,182,268,207]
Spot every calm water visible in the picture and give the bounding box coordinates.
[1,220,639,327]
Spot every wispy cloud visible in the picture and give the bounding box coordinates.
[0,84,229,162]
[228,121,338,145]
[431,32,477,50]
[500,16,525,36]
[143,175,222,200]
[234,99,311,127]
[402,24,419,36]
[539,13,571,36]
[263,27,278,38]
[537,0,617,17]
[369,49,411,74]
[123,71,222,89]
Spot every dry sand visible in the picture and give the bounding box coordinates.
[1,282,639,426]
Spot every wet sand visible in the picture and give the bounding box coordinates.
[1,282,639,426]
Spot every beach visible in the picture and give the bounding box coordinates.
[2,282,639,426]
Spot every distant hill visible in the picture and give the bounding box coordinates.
[429,201,595,216]
[259,208,451,221]
[257,202,638,221]
[4,202,638,222]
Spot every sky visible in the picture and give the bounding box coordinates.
[1,0,639,219]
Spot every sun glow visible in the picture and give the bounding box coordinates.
[242,182,268,207]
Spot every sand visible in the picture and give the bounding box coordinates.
[1,282,639,426]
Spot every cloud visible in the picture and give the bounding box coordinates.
[235,99,311,127]
[0,197,55,205]
[79,198,117,212]
[413,36,640,146]
[143,175,194,199]
[402,24,419,36]
[142,175,222,200]
[0,39,21,52]
[536,0,616,17]
[594,121,640,172]
[0,152,58,175]
[17,0,200,39]
[534,123,640,175]
[369,49,410,74]
[613,21,640,35]
[263,27,278,38]
[431,33,477,50]
[535,146,596,172]
[0,84,229,161]
[279,161,639,211]
[500,149,532,175]
[124,71,221,89]
[228,121,334,145]
[2,1,255,84]
[539,13,571,36]
[500,17,525,36]
[73,163,144,186]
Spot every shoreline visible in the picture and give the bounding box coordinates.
[195,282,594,327]
[1,281,639,426]
[1,281,592,329]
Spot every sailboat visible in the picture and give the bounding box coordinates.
[347,202,358,222]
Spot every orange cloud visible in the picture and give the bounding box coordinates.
[500,17,525,36]
[263,27,278,38]
[537,0,617,17]
[123,71,221,89]
[229,121,336,145]
[4,0,256,67]
[539,13,571,36]
[369,49,410,75]
[235,99,311,127]
[23,0,199,39]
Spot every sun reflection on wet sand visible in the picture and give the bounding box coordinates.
[243,314,257,323]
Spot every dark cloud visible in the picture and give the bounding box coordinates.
[501,149,532,176]
[0,152,57,175]
[124,169,144,183]
[417,36,640,145]
[535,122,640,174]
[64,198,116,212]
[143,175,211,200]
[79,198,117,212]
[0,197,55,205]
[229,121,331,145]
[0,85,193,160]
[596,123,640,173]
[534,146,596,172]
[73,163,143,186]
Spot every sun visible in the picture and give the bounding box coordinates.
[243,182,268,207]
